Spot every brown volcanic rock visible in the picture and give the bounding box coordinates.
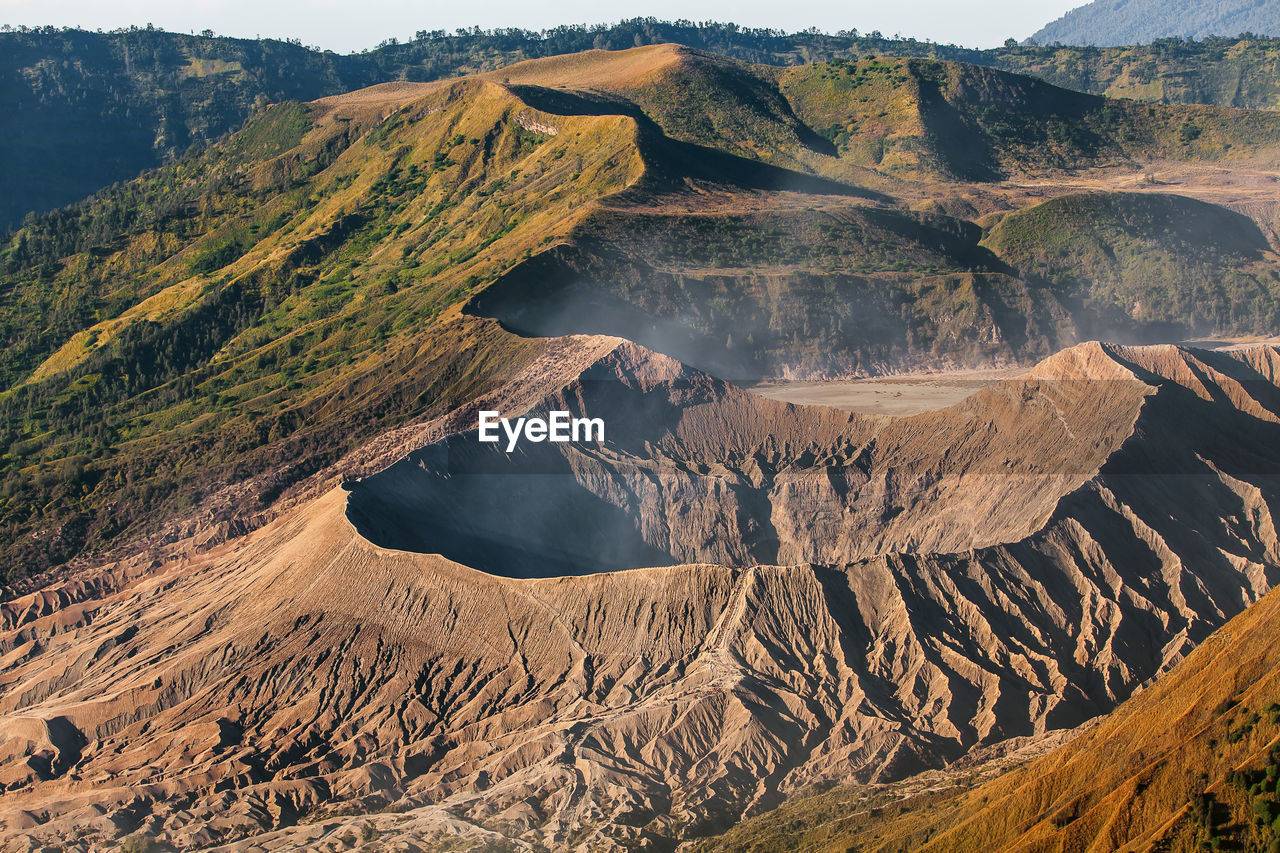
[2,340,1280,851]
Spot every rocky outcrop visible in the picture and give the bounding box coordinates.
[2,340,1280,852]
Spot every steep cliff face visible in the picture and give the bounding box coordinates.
[2,340,1280,852]
[467,241,1077,381]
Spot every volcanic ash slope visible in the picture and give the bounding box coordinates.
[3,339,1280,851]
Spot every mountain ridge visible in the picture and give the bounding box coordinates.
[8,25,1280,227]
[1033,0,1280,47]
[5,30,1280,853]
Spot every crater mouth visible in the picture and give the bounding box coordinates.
[343,436,770,578]
[342,345,1151,579]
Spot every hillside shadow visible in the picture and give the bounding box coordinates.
[344,438,680,578]
[508,84,886,200]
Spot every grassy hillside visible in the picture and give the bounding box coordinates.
[997,37,1280,109]
[781,57,1280,181]
[495,50,1280,183]
[499,46,841,175]
[984,192,1280,336]
[0,77,643,578]
[0,24,966,228]
[6,25,1280,227]
[1032,0,1280,46]
[693,575,1280,853]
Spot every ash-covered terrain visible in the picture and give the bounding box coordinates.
[5,338,1280,851]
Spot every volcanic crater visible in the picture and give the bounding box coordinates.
[346,338,1178,579]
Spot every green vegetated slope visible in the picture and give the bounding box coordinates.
[0,75,643,578]
[997,38,1280,110]
[1032,0,1280,47]
[780,57,1280,180]
[7,24,1280,226]
[501,49,1280,184]
[512,49,840,174]
[0,25,975,227]
[985,192,1280,335]
[692,579,1280,853]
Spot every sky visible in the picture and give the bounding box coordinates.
[0,0,1087,52]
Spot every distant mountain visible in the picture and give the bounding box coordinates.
[1032,0,1280,46]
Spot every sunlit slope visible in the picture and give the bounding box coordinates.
[885,561,1280,853]
[490,48,1280,184]
[0,77,644,576]
[21,79,642,384]
[696,569,1280,853]
[488,45,847,179]
[907,578,1280,853]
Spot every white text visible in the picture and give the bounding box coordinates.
[477,410,605,452]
